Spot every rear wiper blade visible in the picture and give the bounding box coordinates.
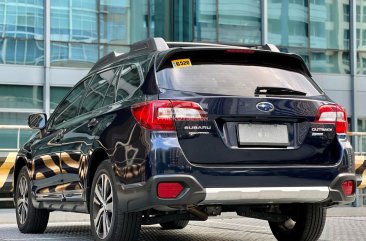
[254,86,307,96]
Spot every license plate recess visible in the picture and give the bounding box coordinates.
[237,124,289,146]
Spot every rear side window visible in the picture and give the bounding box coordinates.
[157,50,322,97]
[80,67,120,114]
[116,63,144,102]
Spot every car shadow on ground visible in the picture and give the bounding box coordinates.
[41,224,275,241]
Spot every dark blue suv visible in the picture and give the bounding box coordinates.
[13,38,356,241]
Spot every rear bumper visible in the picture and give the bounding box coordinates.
[328,173,357,204]
[202,186,330,204]
[116,173,356,212]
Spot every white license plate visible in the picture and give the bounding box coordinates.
[238,124,289,146]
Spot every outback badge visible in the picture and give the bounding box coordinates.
[256,102,274,112]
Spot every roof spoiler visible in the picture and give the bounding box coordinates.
[89,38,286,74]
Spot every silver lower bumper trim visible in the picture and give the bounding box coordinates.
[201,187,329,204]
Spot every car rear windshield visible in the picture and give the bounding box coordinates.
[156,50,322,97]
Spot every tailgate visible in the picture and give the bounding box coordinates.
[166,95,340,166]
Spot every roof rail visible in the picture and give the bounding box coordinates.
[251,44,280,52]
[166,41,236,48]
[167,41,280,52]
[89,38,169,73]
[131,37,169,53]
[89,51,123,73]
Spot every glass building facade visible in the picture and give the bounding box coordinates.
[1,0,366,149]
[0,0,354,70]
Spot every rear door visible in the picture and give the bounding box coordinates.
[59,67,120,201]
[156,49,344,166]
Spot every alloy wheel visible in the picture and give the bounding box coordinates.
[92,174,114,239]
[17,176,29,225]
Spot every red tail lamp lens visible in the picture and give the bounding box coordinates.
[315,104,348,134]
[131,100,207,131]
[157,182,184,199]
[131,100,175,131]
[341,180,354,196]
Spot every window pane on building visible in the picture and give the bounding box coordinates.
[357,0,366,74]
[100,1,128,44]
[0,1,44,66]
[50,42,98,67]
[310,50,350,74]
[50,0,147,67]
[309,0,350,74]
[218,0,261,45]
[268,0,308,48]
[51,1,97,43]
[0,113,35,150]
[0,39,44,65]
[310,1,350,50]
[100,0,148,44]
[195,0,217,42]
[0,85,43,109]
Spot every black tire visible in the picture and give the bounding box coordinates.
[15,166,49,233]
[90,160,142,241]
[160,220,190,229]
[268,204,326,241]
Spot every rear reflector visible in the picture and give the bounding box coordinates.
[315,104,348,134]
[341,180,355,196]
[131,100,207,131]
[157,182,184,199]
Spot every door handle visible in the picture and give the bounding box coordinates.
[88,118,99,129]
[55,130,64,142]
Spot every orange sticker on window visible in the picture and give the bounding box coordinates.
[171,59,192,68]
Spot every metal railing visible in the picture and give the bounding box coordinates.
[0,125,31,152]
[348,132,366,155]
[348,132,366,207]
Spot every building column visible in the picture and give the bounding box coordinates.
[44,0,51,117]
[280,0,289,47]
[350,0,357,133]
[350,0,361,207]
[261,0,268,45]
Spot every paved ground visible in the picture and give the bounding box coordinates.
[0,207,365,241]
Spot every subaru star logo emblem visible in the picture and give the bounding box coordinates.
[256,102,274,112]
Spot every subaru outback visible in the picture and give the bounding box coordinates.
[13,38,356,241]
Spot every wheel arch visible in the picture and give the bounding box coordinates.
[86,148,110,211]
[13,156,28,189]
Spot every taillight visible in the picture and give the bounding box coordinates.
[341,180,355,196]
[315,104,348,134]
[157,182,184,199]
[131,100,174,131]
[131,100,207,131]
[172,101,208,121]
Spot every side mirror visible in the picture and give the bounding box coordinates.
[28,113,47,129]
